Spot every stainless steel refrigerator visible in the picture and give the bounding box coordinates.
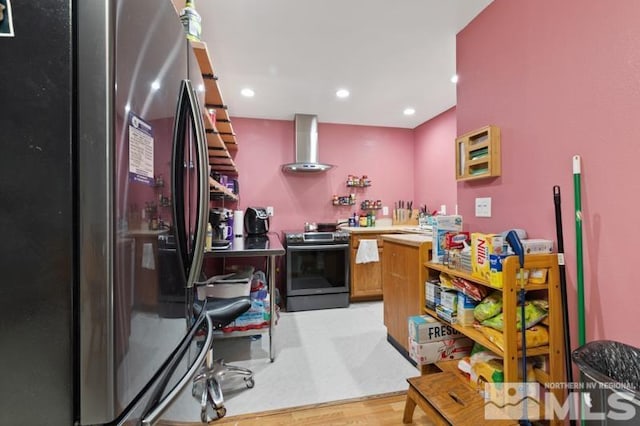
[0,1,213,424]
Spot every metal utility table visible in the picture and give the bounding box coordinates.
[204,234,285,361]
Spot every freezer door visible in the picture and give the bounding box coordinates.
[115,309,214,426]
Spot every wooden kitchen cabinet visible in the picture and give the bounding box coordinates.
[351,246,383,298]
[381,235,431,357]
[350,233,387,301]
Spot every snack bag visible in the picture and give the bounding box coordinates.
[478,324,550,351]
[480,302,548,331]
[473,291,503,322]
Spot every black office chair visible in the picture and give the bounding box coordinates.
[192,296,255,422]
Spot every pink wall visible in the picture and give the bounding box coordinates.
[413,107,457,214]
[457,0,640,346]
[229,117,415,236]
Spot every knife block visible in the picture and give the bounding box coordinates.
[392,209,419,226]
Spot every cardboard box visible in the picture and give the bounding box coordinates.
[488,253,508,288]
[430,216,463,263]
[425,280,441,310]
[489,254,532,287]
[436,304,457,324]
[471,233,506,281]
[408,337,474,365]
[444,231,470,249]
[522,239,554,254]
[439,290,458,313]
[408,315,461,343]
[457,293,478,326]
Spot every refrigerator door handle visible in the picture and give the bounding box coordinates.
[140,312,214,426]
[184,79,209,289]
[171,80,191,284]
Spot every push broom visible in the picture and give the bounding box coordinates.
[554,185,577,426]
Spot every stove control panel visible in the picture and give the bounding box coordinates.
[285,230,350,245]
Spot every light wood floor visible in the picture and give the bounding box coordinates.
[160,391,434,425]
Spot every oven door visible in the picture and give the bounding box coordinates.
[286,244,350,296]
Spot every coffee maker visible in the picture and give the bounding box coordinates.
[209,208,232,241]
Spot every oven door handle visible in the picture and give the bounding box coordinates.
[288,244,349,250]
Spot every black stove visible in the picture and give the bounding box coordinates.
[283,230,350,246]
[282,230,350,311]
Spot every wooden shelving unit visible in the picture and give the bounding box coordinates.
[208,177,238,201]
[423,254,565,425]
[189,40,240,197]
[190,41,239,165]
[455,125,501,181]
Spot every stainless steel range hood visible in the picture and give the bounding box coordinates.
[282,114,333,173]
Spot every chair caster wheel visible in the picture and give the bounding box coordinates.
[215,407,227,419]
[245,377,255,388]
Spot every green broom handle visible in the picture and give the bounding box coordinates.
[573,155,585,347]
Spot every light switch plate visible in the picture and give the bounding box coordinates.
[266,206,274,217]
[475,197,492,217]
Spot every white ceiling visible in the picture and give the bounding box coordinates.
[195,0,493,129]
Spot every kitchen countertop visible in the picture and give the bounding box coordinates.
[124,228,170,237]
[204,233,285,258]
[379,233,432,247]
[341,225,432,235]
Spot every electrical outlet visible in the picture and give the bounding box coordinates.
[475,197,492,217]
[266,206,274,217]
[382,206,389,216]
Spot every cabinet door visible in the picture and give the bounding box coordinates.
[383,242,414,350]
[382,245,395,330]
[350,248,383,299]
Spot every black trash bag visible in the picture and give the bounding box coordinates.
[572,340,640,394]
[572,340,640,425]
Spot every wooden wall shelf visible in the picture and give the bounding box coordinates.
[208,177,238,200]
[189,40,240,191]
[191,41,239,156]
[455,125,501,181]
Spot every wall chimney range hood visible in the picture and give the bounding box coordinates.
[282,114,333,173]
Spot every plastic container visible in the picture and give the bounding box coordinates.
[205,223,213,249]
[197,281,250,300]
[572,340,640,424]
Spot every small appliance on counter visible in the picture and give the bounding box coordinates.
[244,207,270,236]
[209,208,233,242]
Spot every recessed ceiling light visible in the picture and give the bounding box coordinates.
[451,74,459,84]
[336,89,350,99]
[151,80,161,91]
[403,107,416,116]
[241,88,255,97]
[198,83,205,92]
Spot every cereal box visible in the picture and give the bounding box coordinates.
[471,233,505,281]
